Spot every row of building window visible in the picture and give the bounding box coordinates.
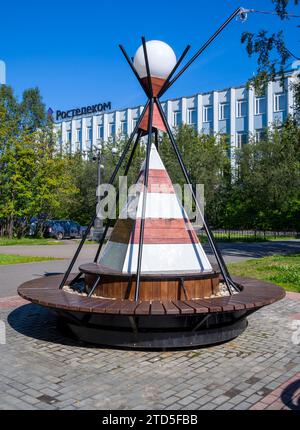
[67,127,265,148]
[173,93,285,125]
[236,130,266,147]
[65,93,285,143]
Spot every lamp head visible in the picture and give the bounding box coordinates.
[134,40,176,80]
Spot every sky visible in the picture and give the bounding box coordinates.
[1,0,299,113]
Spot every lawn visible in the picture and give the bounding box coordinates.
[198,234,297,243]
[228,254,300,293]
[0,254,57,265]
[0,237,64,246]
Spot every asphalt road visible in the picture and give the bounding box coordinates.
[0,239,299,298]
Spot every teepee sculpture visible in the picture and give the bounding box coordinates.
[59,28,244,301]
[64,32,242,303]
[83,143,218,302]
[18,7,285,349]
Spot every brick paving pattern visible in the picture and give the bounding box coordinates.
[0,293,299,410]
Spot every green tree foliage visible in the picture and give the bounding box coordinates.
[0,85,77,237]
[159,125,230,226]
[225,120,300,231]
[1,85,299,237]
[241,0,299,105]
[58,136,146,225]
[61,122,300,233]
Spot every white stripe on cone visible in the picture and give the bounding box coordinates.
[99,144,213,273]
[100,242,212,273]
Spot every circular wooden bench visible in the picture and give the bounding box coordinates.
[17,274,285,349]
[18,273,284,315]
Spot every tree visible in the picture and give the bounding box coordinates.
[0,85,77,237]
[241,0,299,109]
[57,136,146,226]
[159,125,230,226]
[227,119,300,231]
[20,88,46,131]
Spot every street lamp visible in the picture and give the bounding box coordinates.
[91,144,117,240]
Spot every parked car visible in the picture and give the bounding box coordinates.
[43,220,87,240]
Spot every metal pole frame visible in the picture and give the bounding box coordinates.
[58,100,150,289]
[134,38,155,301]
[155,98,239,294]
[119,42,191,100]
[157,44,191,98]
[134,98,154,301]
[159,7,242,96]
[142,36,153,98]
[94,148,103,231]
[119,44,149,96]
[154,128,159,150]
[60,8,243,291]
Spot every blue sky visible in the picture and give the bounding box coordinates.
[1,0,299,112]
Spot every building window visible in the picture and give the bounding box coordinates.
[86,126,92,141]
[108,123,115,137]
[236,132,247,148]
[97,124,103,139]
[132,118,138,130]
[66,130,71,143]
[120,120,127,135]
[173,111,181,127]
[255,129,265,142]
[219,102,229,120]
[76,129,82,142]
[236,100,247,118]
[203,105,212,123]
[274,93,285,112]
[254,97,266,115]
[187,108,196,125]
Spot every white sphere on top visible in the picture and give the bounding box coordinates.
[134,40,176,79]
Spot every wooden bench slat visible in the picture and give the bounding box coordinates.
[78,298,105,312]
[172,300,195,314]
[183,300,209,314]
[151,301,165,315]
[104,299,126,314]
[91,299,115,313]
[135,301,151,315]
[193,299,222,312]
[162,301,180,315]
[119,300,140,315]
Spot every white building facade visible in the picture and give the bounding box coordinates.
[0,60,6,85]
[55,66,298,159]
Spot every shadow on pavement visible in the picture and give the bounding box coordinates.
[7,303,94,348]
[280,379,300,410]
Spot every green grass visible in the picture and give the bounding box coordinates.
[0,237,64,246]
[74,239,99,244]
[198,234,297,243]
[0,254,58,265]
[228,254,300,293]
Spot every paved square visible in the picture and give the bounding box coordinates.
[0,293,300,410]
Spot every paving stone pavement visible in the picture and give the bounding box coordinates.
[0,294,300,410]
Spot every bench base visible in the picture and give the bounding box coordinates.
[56,309,249,349]
[17,273,285,350]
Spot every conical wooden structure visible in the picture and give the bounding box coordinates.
[99,144,212,274]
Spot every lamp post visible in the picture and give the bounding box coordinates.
[91,144,118,240]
